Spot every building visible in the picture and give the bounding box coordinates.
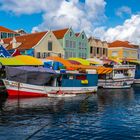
[0,26,20,39]
[137,45,140,60]
[53,28,90,59]
[1,31,64,58]
[108,40,138,60]
[88,37,108,59]
[15,29,27,35]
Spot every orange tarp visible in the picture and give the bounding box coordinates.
[46,56,112,74]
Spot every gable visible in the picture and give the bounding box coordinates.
[3,31,47,50]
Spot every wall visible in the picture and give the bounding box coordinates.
[34,31,64,58]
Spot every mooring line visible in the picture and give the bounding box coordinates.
[25,122,51,140]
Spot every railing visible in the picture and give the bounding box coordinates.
[113,65,136,69]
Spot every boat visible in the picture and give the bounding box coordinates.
[3,66,98,97]
[47,92,76,98]
[134,64,140,84]
[98,64,136,89]
[103,85,131,89]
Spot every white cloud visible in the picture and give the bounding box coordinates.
[0,0,106,35]
[116,6,132,18]
[98,15,140,44]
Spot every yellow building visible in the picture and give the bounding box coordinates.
[108,40,138,60]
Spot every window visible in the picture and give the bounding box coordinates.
[97,47,99,54]
[79,52,81,58]
[37,52,41,58]
[90,46,93,53]
[94,47,96,56]
[42,52,47,58]
[103,48,106,55]
[73,41,76,48]
[47,52,50,57]
[82,34,84,39]
[58,53,62,57]
[70,31,72,37]
[48,42,52,51]
[65,52,68,59]
[79,42,81,49]
[112,51,118,57]
[73,52,76,57]
[66,40,69,48]
[100,48,102,56]
[1,32,7,38]
[70,41,72,48]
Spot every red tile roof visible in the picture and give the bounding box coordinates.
[0,26,17,33]
[3,31,47,50]
[109,40,135,48]
[53,28,69,39]
[75,33,80,37]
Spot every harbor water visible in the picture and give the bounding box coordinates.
[0,85,140,140]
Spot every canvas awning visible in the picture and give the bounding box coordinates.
[0,55,43,66]
[68,58,90,65]
[46,56,112,74]
[14,55,43,65]
[86,58,103,65]
[0,57,25,66]
[123,59,140,64]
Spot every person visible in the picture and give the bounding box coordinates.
[57,75,62,87]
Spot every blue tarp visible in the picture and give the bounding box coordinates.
[0,45,11,57]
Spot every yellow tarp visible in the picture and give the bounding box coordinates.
[14,55,43,65]
[108,57,122,64]
[0,57,25,65]
[126,60,140,64]
[46,56,112,74]
[0,55,43,66]
[68,58,90,65]
[86,58,103,65]
[46,56,71,66]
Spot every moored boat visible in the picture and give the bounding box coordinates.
[98,65,135,88]
[3,66,98,98]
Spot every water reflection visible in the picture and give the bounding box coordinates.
[0,87,140,140]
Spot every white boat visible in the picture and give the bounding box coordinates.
[103,85,131,89]
[3,66,98,98]
[98,65,135,89]
[48,91,76,98]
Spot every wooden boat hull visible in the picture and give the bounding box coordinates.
[3,79,97,98]
[47,93,76,97]
[103,85,131,89]
[134,79,140,84]
[98,78,134,89]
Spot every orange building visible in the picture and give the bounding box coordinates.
[108,40,139,60]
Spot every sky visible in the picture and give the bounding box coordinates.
[0,0,140,44]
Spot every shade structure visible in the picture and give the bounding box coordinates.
[46,56,112,74]
[12,49,21,56]
[123,59,140,64]
[46,56,72,66]
[86,58,103,65]
[101,58,120,65]
[0,55,43,66]
[108,57,122,64]
[68,58,90,65]
[14,55,43,66]
[129,60,140,64]
[0,57,25,66]
[68,60,81,65]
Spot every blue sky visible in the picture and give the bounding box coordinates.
[0,0,140,44]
